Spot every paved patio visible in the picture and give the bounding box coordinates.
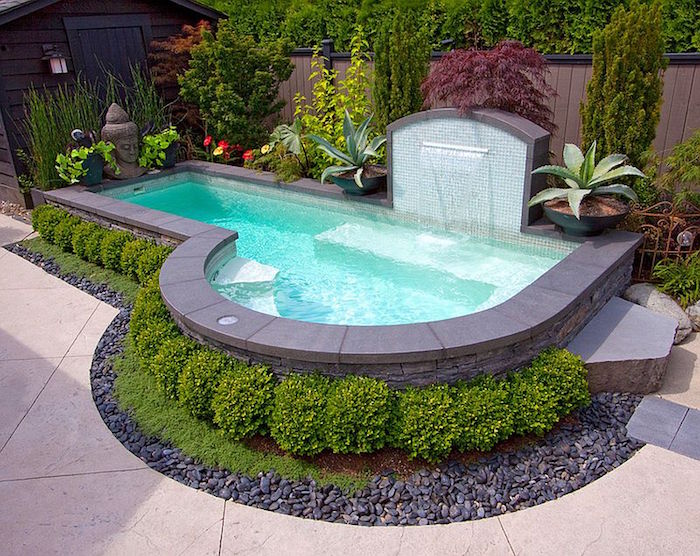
[1,213,700,555]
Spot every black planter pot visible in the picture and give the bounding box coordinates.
[80,153,104,186]
[330,166,386,196]
[162,141,179,169]
[543,201,629,237]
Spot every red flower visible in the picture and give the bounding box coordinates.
[232,144,243,152]
[217,140,229,149]
[203,135,212,147]
[242,149,254,161]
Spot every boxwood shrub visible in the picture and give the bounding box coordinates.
[269,374,331,456]
[101,230,134,271]
[136,245,173,286]
[152,336,202,401]
[120,239,152,281]
[452,375,514,452]
[32,204,66,244]
[133,318,179,372]
[325,375,394,454]
[212,363,276,439]
[508,371,560,437]
[83,227,107,264]
[392,384,458,462]
[528,348,590,417]
[53,214,80,252]
[178,349,234,420]
[71,221,101,259]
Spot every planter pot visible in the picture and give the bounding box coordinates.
[543,198,629,237]
[330,165,386,196]
[80,153,104,186]
[162,141,179,169]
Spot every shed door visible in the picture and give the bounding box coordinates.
[65,15,153,87]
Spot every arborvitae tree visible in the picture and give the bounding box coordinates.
[373,10,430,131]
[580,0,667,167]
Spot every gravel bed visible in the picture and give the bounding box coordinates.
[6,243,646,526]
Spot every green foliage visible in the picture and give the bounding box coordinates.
[139,126,180,169]
[506,0,572,54]
[53,214,80,253]
[508,372,560,436]
[179,20,294,148]
[269,374,330,456]
[528,141,644,218]
[325,375,393,454]
[294,30,375,179]
[120,239,152,281]
[83,227,107,265]
[212,364,276,439]
[245,143,305,182]
[151,336,202,400]
[660,130,700,194]
[31,204,65,244]
[55,142,118,184]
[71,221,101,260]
[136,245,173,286]
[660,0,699,53]
[653,252,700,308]
[178,349,234,420]
[373,10,430,131]
[308,110,386,186]
[100,231,134,271]
[580,1,667,168]
[392,384,457,462]
[527,348,590,417]
[452,375,514,452]
[134,318,179,372]
[130,275,171,341]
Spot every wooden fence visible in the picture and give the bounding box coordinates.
[278,46,700,162]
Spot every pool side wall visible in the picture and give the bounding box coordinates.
[43,159,642,388]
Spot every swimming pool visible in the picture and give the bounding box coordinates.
[105,174,571,325]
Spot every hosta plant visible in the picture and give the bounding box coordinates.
[528,142,644,219]
[308,110,386,188]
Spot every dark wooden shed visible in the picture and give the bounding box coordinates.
[0,0,222,205]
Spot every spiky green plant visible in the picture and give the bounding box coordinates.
[308,110,386,188]
[528,142,643,218]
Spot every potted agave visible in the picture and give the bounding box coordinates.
[308,110,386,195]
[528,142,645,236]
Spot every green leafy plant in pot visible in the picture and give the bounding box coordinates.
[528,142,644,236]
[308,111,386,195]
[139,125,180,169]
[55,132,118,186]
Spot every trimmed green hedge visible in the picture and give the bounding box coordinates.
[32,205,592,463]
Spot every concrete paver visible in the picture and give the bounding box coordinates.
[626,396,688,448]
[0,215,33,246]
[658,333,700,410]
[670,408,700,460]
[498,445,700,555]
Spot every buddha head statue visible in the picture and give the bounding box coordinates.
[101,103,146,179]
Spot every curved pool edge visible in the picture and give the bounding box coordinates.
[43,167,643,387]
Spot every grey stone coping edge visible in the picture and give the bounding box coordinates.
[42,163,643,366]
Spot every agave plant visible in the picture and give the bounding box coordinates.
[528,142,645,218]
[308,110,386,188]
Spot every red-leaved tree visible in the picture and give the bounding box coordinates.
[421,41,556,132]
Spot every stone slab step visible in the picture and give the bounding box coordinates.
[568,296,677,394]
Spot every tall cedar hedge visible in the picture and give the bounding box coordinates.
[373,10,430,131]
[580,0,667,167]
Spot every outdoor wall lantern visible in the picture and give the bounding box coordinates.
[42,44,69,74]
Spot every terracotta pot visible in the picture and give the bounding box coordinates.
[543,198,629,237]
[330,165,386,196]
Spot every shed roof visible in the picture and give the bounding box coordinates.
[0,0,224,26]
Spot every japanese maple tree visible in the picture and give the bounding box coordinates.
[421,41,556,132]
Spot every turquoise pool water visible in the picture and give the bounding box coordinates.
[107,177,570,325]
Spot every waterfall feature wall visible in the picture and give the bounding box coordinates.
[387,109,550,240]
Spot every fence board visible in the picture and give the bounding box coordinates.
[278,54,699,161]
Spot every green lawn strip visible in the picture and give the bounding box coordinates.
[113,344,366,492]
[20,237,140,303]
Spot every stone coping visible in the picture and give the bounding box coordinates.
[43,162,643,377]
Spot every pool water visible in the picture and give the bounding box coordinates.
[109,177,569,325]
